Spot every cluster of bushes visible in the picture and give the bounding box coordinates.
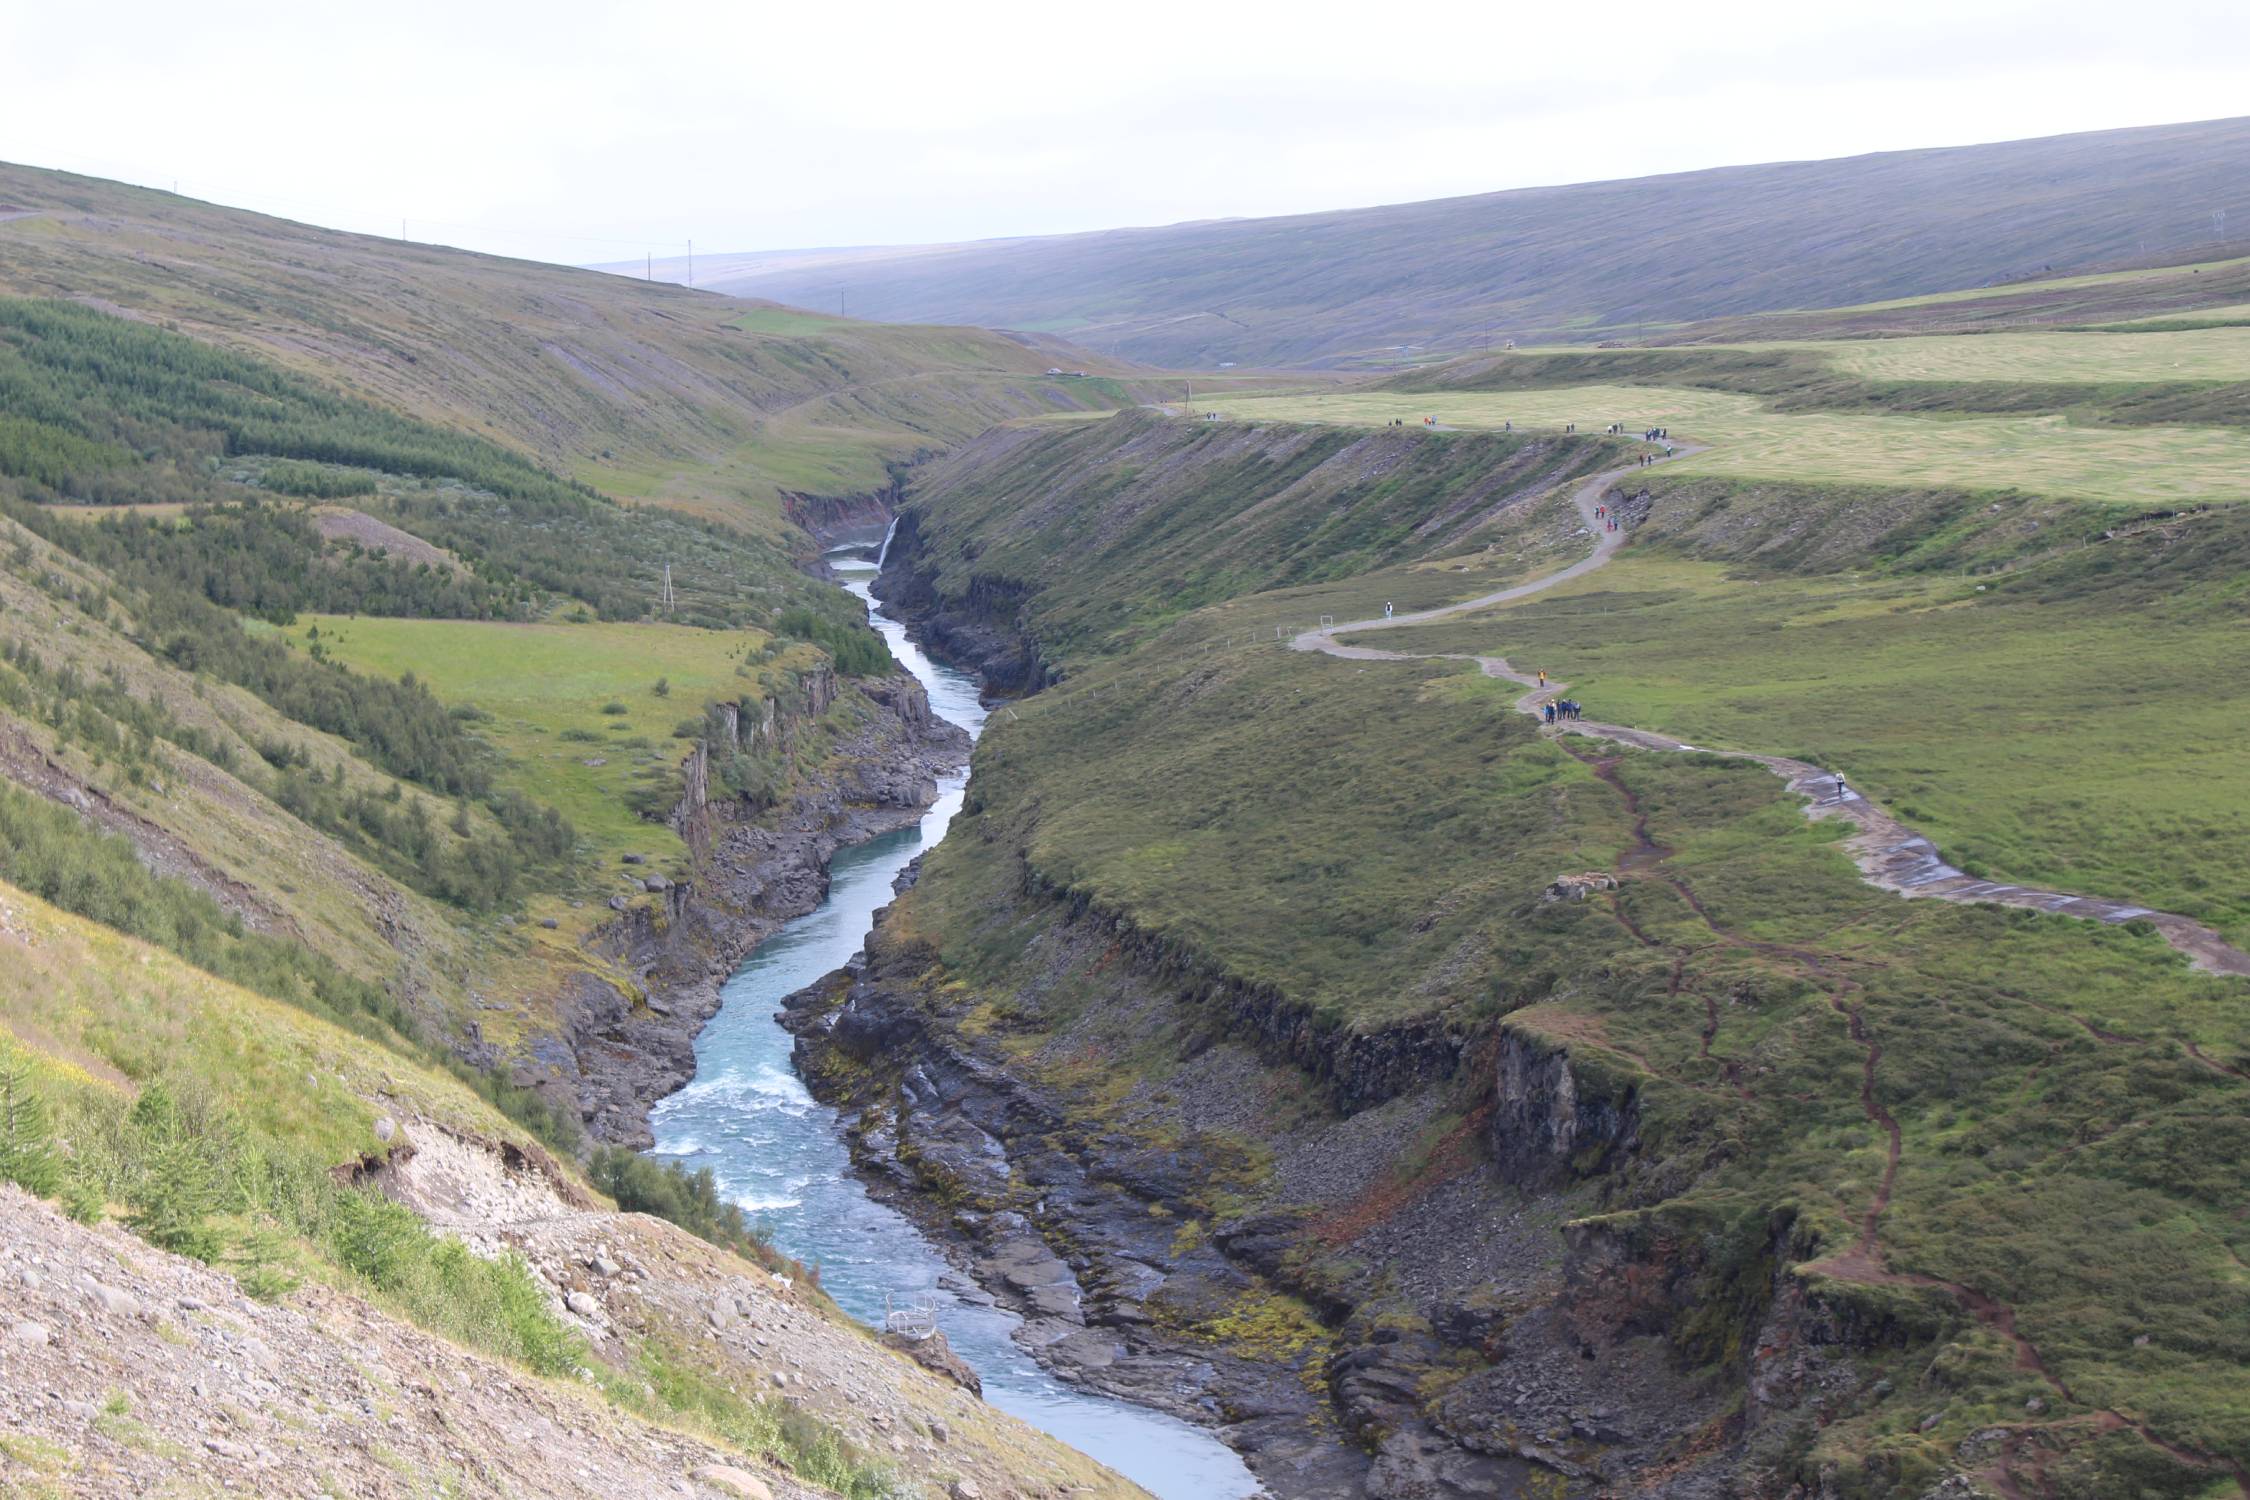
[70,500,528,622]
[717,748,787,807]
[0,298,839,630]
[268,763,512,910]
[0,537,510,801]
[0,298,592,514]
[0,644,235,786]
[256,460,378,499]
[774,605,893,677]
[588,1147,773,1263]
[2,629,573,917]
[0,780,418,1039]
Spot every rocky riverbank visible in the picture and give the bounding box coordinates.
[777,922,1370,1498]
[531,663,970,1149]
[776,875,1890,1499]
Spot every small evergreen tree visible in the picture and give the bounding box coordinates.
[0,1046,61,1197]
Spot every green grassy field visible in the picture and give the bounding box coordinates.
[1358,550,2250,946]
[288,616,806,880]
[1204,388,2250,504]
[2093,299,2250,329]
[1785,325,2250,383]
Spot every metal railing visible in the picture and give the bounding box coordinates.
[883,1290,937,1341]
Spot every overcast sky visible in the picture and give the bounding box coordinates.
[4,0,2245,267]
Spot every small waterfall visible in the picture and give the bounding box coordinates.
[873,514,900,571]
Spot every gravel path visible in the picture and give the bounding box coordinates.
[1294,451,2250,979]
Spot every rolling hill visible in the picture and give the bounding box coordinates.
[632,115,2250,369]
[0,163,1145,531]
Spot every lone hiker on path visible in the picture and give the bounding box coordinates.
[1384,601,1394,619]
[1834,774,1849,803]
[1537,669,1547,688]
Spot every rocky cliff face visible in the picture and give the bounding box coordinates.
[782,467,923,546]
[1488,1034,1641,1188]
[871,511,1051,697]
[527,667,968,1148]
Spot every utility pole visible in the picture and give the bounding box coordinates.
[401,218,407,240]
[687,240,694,289]
[646,252,652,282]
[661,563,675,614]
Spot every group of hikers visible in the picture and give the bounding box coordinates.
[1385,418,1672,449]
[1594,501,1624,533]
[1532,670,1584,725]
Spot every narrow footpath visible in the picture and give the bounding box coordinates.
[1293,450,2250,979]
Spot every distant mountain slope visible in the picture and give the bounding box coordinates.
[645,116,2250,368]
[0,164,1142,531]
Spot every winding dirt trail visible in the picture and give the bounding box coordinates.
[1293,452,2250,980]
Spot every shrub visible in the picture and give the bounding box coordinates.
[121,1081,235,1262]
[0,1044,61,1198]
[320,1189,582,1377]
[258,461,377,499]
[719,750,786,808]
[773,606,893,677]
[588,1147,773,1264]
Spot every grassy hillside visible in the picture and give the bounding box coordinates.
[910,635,2249,1493]
[0,163,1145,531]
[871,382,2250,1494]
[0,158,1192,1500]
[1663,252,2250,342]
[0,291,950,1148]
[1210,386,2250,504]
[889,410,1616,659]
[662,116,2250,367]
